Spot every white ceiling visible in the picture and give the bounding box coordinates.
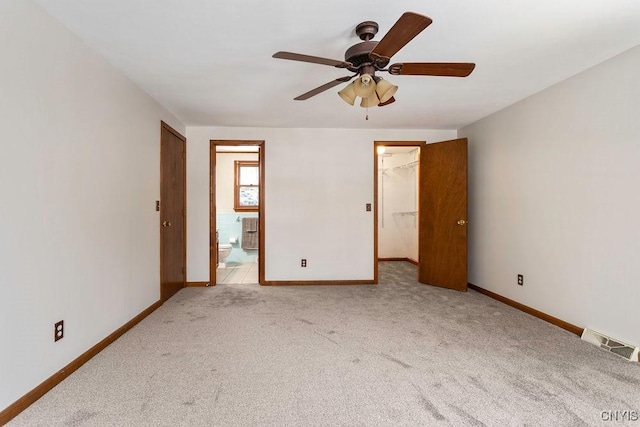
[36,0,640,130]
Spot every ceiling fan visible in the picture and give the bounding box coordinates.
[273,12,475,108]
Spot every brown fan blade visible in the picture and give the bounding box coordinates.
[389,62,476,77]
[369,12,432,61]
[378,97,396,107]
[273,51,352,68]
[294,76,354,100]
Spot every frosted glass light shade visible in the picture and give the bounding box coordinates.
[360,93,380,108]
[353,74,376,98]
[338,82,356,105]
[375,78,398,104]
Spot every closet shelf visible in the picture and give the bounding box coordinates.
[393,211,418,216]
[382,160,418,172]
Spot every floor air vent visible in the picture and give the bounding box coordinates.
[581,328,639,362]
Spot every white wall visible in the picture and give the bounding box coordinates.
[187,127,456,282]
[459,45,640,346]
[0,1,184,411]
[378,150,419,260]
[216,152,259,213]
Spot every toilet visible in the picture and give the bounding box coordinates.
[218,244,232,268]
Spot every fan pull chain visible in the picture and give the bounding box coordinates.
[366,105,369,121]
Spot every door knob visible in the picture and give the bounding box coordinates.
[457,219,467,226]
[162,221,172,227]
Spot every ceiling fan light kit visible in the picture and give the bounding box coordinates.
[338,83,357,105]
[374,78,397,104]
[273,12,475,113]
[353,74,376,98]
[337,75,397,108]
[360,93,381,108]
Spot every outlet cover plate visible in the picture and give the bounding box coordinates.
[54,320,64,342]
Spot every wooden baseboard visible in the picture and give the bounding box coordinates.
[468,283,583,336]
[263,280,375,286]
[0,300,163,425]
[186,281,210,287]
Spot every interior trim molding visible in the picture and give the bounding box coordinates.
[468,283,583,336]
[186,281,211,287]
[263,280,375,286]
[373,140,425,285]
[210,140,265,287]
[0,300,163,425]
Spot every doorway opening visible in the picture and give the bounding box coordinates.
[374,138,469,291]
[210,140,265,286]
[374,141,423,283]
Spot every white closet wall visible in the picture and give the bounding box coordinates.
[378,149,419,261]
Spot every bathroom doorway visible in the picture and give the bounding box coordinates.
[210,140,265,285]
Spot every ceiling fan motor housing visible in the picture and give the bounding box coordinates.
[345,41,378,68]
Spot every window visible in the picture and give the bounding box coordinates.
[234,160,259,211]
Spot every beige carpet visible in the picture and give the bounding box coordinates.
[9,262,640,426]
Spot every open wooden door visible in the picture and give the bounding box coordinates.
[160,121,186,301]
[419,138,468,291]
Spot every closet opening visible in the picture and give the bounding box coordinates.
[373,141,423,282]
